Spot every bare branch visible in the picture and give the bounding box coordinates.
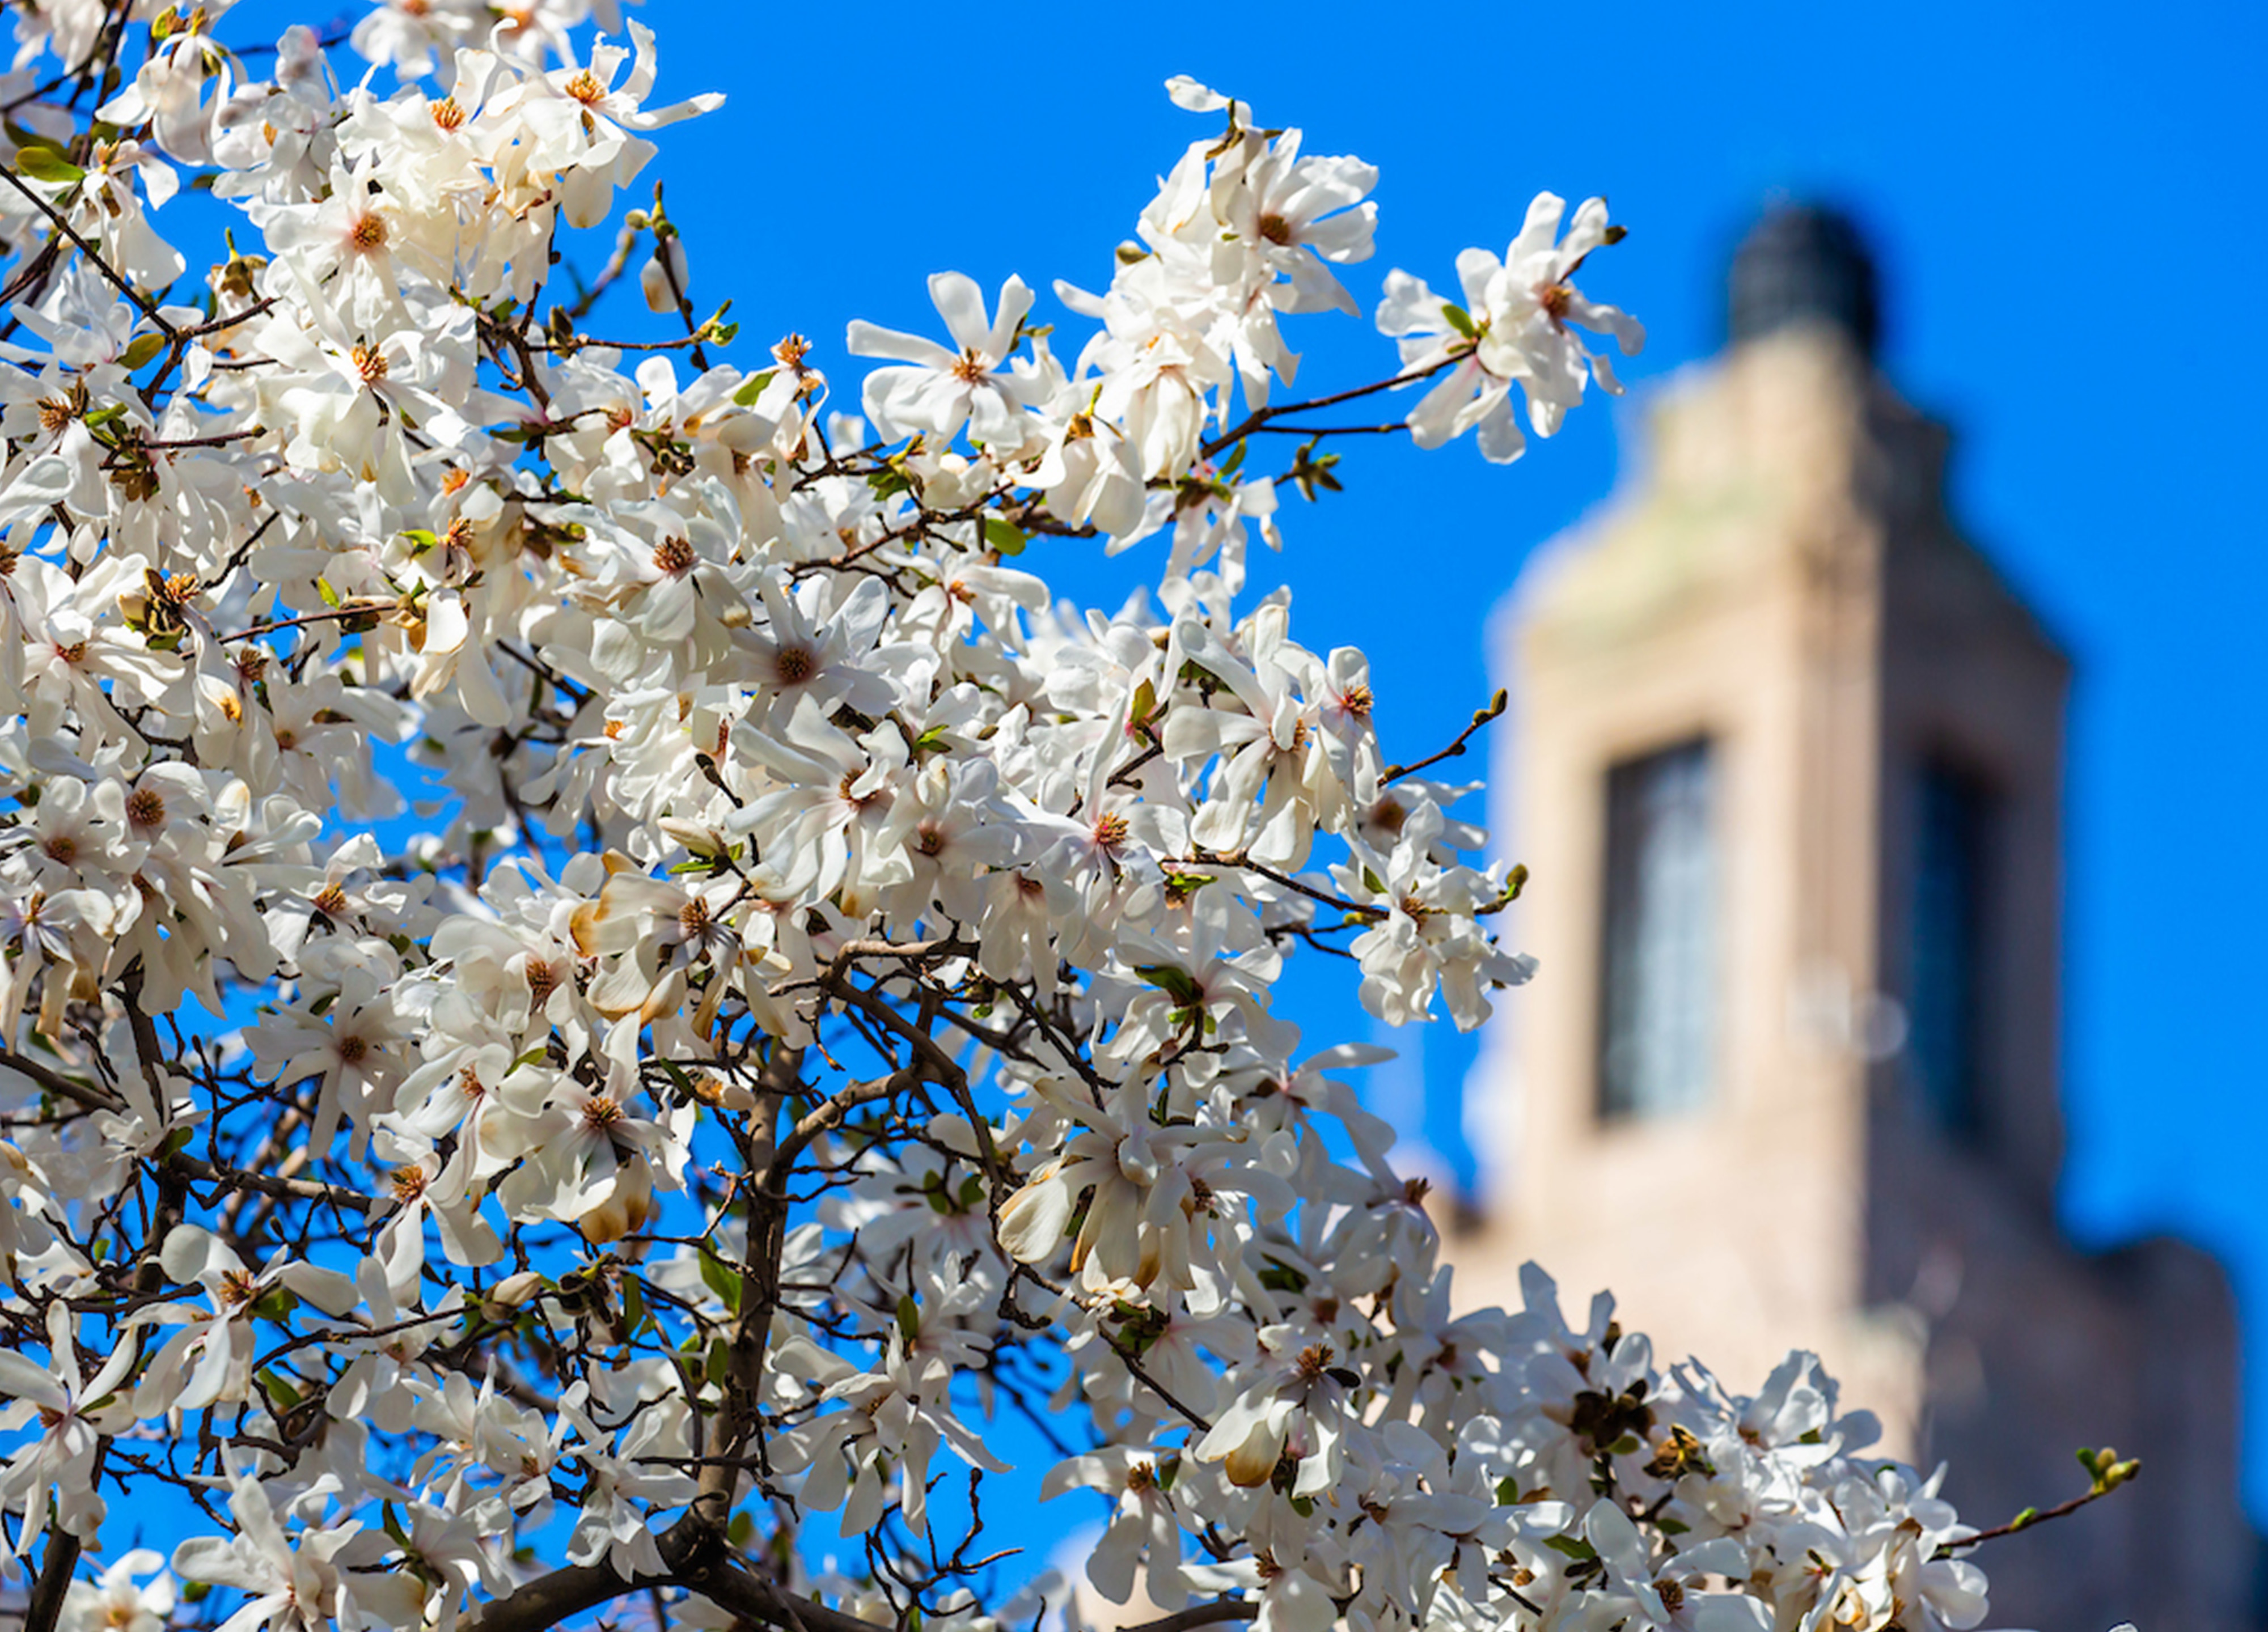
[0,167,179,337]
[23,1532,82,1632]
[0,1046,125,1113]
[1119,1602,1261,1632]
[1382,688,1509,785]
[1198,356,1453,461]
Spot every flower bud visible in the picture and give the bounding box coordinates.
[486,1270,548,1311]
[642,237,688,315]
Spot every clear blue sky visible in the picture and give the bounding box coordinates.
[606,0,2268,1508]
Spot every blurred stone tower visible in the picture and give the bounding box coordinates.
[1453,206,2259,1627]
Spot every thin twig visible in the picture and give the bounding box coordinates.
[1382,688,1509,784]
[0,166,179,337]
[1199,355,1453,460]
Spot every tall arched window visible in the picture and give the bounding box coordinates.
[1597,738,1718,1120]
[1909,759,1993,1139]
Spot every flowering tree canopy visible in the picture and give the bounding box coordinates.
[0,6,2126,1632]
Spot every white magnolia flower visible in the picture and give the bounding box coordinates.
[848,272,1039,446]
[0,1302,135,1546]
[60,1549,177,1632]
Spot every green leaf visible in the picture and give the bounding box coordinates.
[3,120,62,154]
[896,1293,921,1345]
[732,369,777,407]
[315,577,341,608]
[120,332,168,370]
[1439,302,1478,340]
[15,146,84,184]
[1543,1534,1597,1561]
[697,1248,743,1316]
[982,516,1027,557]
[1257,1258,1308,1295]
[1133,964,1200,1004]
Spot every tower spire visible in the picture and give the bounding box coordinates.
[1729,203,1881,357]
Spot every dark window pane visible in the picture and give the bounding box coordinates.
[1598,740,1717,1120]
[1909,762,1990,1137]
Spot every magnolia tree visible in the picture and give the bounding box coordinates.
[0,5,2136,1632]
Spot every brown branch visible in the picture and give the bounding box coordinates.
[1382,688,1508,785]
[216,601,395,643]
[653,221,711,374]
[1188,853,1374,919]
[458,1444,1262,1632]
[692,1043,801,1531]
[0,1046,125,1113]
[0,164,178,337]
[1199,355,1454,461]
[1241,421,1409,437]
[23,1532,81,1632]
[524,333,712,355]
[1938,1466,2139,1557]
[776,1069,913,1167]
[138,429,263,451]
[1119,1603,1260,1632]
[168,1153,382,1215]
[813,968,1020,1203]
[564,212,645,322]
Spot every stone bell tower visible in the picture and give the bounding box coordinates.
[1450,206,2259,1628]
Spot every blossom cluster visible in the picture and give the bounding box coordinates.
[0,4,2032,1632]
